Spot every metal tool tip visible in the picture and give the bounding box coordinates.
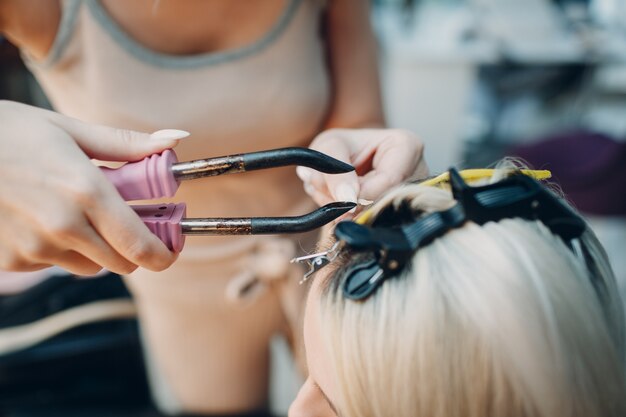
[323,201,357,212]
[303,202,356,228]
[328,159,356,174]
[284,148,355,173]
[250,202,358,235]
[241,147,355,174]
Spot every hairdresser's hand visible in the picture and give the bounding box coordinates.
[298,128,428,205]
[0,101,185,275]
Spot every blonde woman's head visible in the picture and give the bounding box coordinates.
[289,171,626,417]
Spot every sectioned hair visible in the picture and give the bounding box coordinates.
[318,168,626,417]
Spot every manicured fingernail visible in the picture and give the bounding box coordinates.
[358,198,374,206]
[150,129,190,141]
[334,183,358,203]
[296,166,312,182]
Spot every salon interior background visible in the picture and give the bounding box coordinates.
[1,0,626,415]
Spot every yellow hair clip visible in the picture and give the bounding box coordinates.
[419,169,551,188]
[355,169,552,225]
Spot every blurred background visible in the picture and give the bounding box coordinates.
[1,0,625,415]
[373,0,626,302]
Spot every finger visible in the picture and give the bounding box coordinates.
[360,135,423,200]
[303,182,333,206]
[49,222,139,275]
[10,226,105,276]
[298,158,357,204]
[309,140,359,203]
[0,226,101,275]
[0,254,51,272]
[296,166,314,184]
[359,170,402,201]
[25,195,139,275]
[47,111,188,161]
[297,167,332,203]
[46,250,106,277]
[299,169,331,199]
[85,188,178,272]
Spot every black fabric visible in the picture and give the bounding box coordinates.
[5,409,277,417]
[0,274,282,416]
[0,273,150,412]
[0,319,151,411]
[0,273,131,328]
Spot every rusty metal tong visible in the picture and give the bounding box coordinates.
[100,147,356,252]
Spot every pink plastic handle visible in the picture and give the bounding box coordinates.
[100,150,180,201]
[132,203,186,252]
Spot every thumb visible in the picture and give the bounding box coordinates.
[49,112,189,161]
[325,171,359,203]
[316,141,359,203]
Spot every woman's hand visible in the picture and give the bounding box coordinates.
[0,101,186,275]
[298,128,428,206]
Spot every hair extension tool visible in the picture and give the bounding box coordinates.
[100,147,356,252]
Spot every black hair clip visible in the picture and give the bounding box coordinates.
[337,205,466,300]
[338,168,587,301]
[448,168,586,240]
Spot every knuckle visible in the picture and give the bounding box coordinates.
[46,216,83,241]
[388,172,404,186]
[125,240,154,265]
[395,129,424,150]
[67,175,102,207]
[115,128,136,146]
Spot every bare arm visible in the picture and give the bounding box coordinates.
[0,0,6,33]
[0,0,11,34]
[300,1,427,205]
[324,0,385,129]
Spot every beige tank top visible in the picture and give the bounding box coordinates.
[25,0,330,253]
[17,4,330,410]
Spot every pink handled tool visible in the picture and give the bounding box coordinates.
[100,150,180,201]
[102,147,356,252]
[101,147,354,201]
[132,202,356,252]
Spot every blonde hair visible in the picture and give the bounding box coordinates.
[318,172,626,417]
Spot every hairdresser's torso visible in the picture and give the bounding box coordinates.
[5,0,329,238]
[6,0,293,59]
[2,1,330,413]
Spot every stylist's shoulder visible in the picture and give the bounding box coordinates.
[0,0,61,61]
